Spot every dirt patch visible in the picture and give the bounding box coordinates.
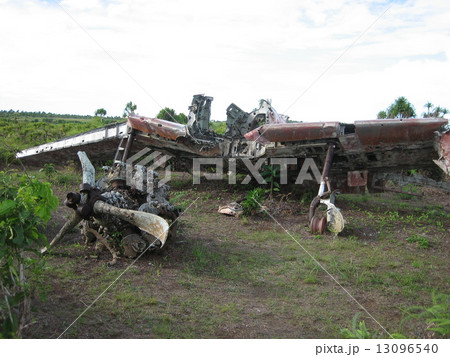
[21,174,450,339]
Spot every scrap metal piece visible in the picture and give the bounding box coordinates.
[86,227,119,266]
[347,170,368,187]
[433,131,450,176]
[225,99,288,139]
[218,202,244,217]
[188,94,214,133]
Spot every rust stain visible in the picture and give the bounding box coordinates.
[128,115,187,141]
[434,130,450,175]
[244,122,340,143]
[355,118,447,150]
[347,170,368,187]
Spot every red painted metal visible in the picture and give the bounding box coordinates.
[354,118,447,150]
[128,115,187,141]
[244,122,340,143]
[434,131,450,175]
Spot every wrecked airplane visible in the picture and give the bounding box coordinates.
[17,95,450,258]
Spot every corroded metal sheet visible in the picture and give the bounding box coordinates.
[433,131,450,175]
[244,122,340,143]
[128,115,187,141]
[354,118,447,150]
[338,133,363,152]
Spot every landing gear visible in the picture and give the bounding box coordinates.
[308,143,345,235]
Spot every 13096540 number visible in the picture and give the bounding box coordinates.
[376,344,438,354]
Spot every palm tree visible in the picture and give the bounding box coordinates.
[424,102,433,117]
[432,106,442,118]
[123,102,137,118]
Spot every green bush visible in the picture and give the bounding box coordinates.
[0,172,58,337]
[241,188,265,216]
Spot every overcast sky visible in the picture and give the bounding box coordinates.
[1,0,449,122]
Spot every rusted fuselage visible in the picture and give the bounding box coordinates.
[16,99,449,184]
[126,115,448,175]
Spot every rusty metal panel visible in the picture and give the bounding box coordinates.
[433,131,450,176]
[338,133,364,153]
[355,118,447,150]
[347,170,368,187]
[128,115,187,141]
[244,122,340,143]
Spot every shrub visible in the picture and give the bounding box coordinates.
[0,172,58,337]
[241,188,265,216]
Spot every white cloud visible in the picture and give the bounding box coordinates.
[0,0,449,122]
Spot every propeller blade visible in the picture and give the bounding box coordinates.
[93,201,169,247]
[41,211,82,254]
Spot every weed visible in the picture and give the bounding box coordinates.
[39,163,57,180]
[400,291,450,337]
[261,164,280,199]
[241,187,265,215]
[303,271,318,284]
[407,234,430,249]
[55,172,78,187]
[299,190,315,205]
[340,313,382,338]
[170,191,192,209]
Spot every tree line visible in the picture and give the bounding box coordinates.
[377,97,449,119]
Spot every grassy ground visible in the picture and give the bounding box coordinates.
[22,169,450,339]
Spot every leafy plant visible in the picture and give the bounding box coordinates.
[39,163,57,181]
[0,172,58,337]
[340,313,382,339]
[406,234,430,249]
[400,291,449,337]
[261,164,280,200]
[241,188,265,216]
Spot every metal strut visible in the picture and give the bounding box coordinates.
[308,143,344,235]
